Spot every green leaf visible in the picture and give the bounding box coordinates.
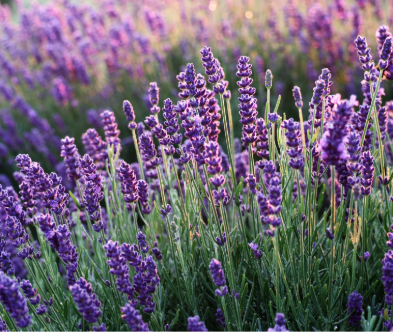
[235,179,244,206]
[69,191,81,210]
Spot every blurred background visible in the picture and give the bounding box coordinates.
[0,0,392,187]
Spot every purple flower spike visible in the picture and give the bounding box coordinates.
[149,82,160,114]
[0,272,31,328]
[117,160,139,204]
[382,250,393,305]
[237,56,258,146]
[311,80,326,106]
[209,258,226,287]
[268,313,289,332]
[319,99,354,165]
[216,308,226,327]
[137,180,151,214]
[249,242,262,259]
[187,315,208,332]
[200,46,224,84]
[60,136,81,181]
[123,100,137,129]
[103,240,133,297]
[281,119,304,170]
[121,303,149,331]
[292,86,303,108]
[100,110,121,155]
[360,151,374,196]
[379,37,393,70]
[70,278,102,324]
[36,305,48,316]
[326,228,334,240]
[347,290,363,326]
[256,118,269,160]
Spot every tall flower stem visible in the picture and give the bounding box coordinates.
[131,129,145,180]
[328,166,336,330]
[360,70,383,148]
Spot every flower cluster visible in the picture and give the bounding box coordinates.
[69,277,102,324]
[0,271,31,328]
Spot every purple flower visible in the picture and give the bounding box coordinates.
[121,303,149,331]
[0,271,31,328]
[132,254,160,313]
[281,119,304,170]
[246,174,257,194]
[216,308,226,328]
[326,228,334,240]
[364,251,370,262]
[177,63,197,98]
[249,242,262,259]
[137,231,149,254]
[256,118,269,159]
[152,247,163,260]
[292,86,303,108]
[382,250,393,305]
[268,313,289,332]
[36,305,48,316]
[123,100,136,129]
[204,141,224,188]
[237,56,258,146]
[379,37,393,70]
[20,280,40,305]
[82,129,107,169]
[93,323,106,331]
[0,315,8,331]
[354,35,376,78]
[103,240,133,297]
[36,214,78,285]
[80,155,104,224]
[209,258,226,287]
[100,110,121,155]
[70,277,102,324]
[347,290,363,326]
[265,69,273,89]
[200,46,224,84]
[148,82,160,114]
[137,180,151,215]
[360,151,374,196]
[117,160,138,204]
[187,315,207,332]
[60,136,81,181]
[319,99,354,165]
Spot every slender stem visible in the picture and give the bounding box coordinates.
[131,129,145,180]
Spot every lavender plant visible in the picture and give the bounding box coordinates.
[2,25,393,332]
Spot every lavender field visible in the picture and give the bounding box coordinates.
[1,0,393,331]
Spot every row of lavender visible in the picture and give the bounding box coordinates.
[1,20,393,333]
[0,0,392,180]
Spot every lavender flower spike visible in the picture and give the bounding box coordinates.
[379,36,393,70]
[121,303,149,331]
[187,315,208,332]
[0,272,31,328]
[382,250,393,305]
[70,277,102,324]
[268,313,289,332]
[292,86,303,108]
[347,290,363,326]
[149,82,160,114]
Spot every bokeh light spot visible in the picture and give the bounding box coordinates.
[209,1,217,11]
[245,11,253,19]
